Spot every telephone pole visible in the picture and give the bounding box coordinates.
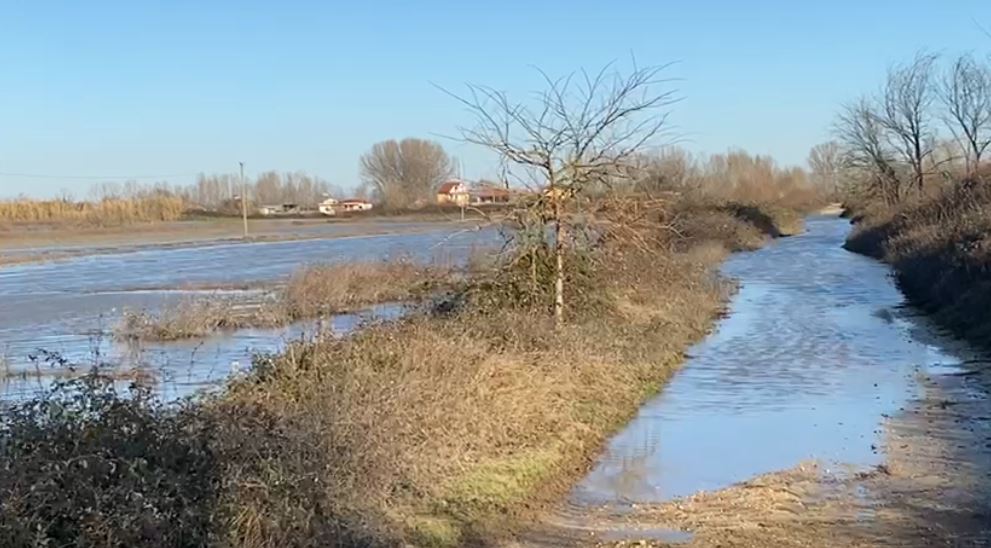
[239,161,248,238]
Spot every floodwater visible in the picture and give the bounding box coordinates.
[572,215,977,505]
[0,226,494,399]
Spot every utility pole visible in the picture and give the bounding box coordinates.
[239,161,248,238]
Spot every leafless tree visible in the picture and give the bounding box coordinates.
[879,52,940,193]
[835,97,904,205]
[447,62,677,326]
[359,138,454,208]
[939,53,991,175]
[807,141,843,194]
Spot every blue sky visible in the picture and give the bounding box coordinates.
[1,1,990,198]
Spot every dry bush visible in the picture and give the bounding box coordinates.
[666,196,807,254]
[846,178,991,342]
[8,194,800,546]
[0,195,185,227]
[0,374,218,547]
[282,260,446,319]
[638,149,823,211]
[671,207,767,251]
[116,261,449,342]
[216,212,735,544]
[116,297,283,341]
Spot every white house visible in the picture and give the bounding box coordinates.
[318,198,339,216]
[339,199,374,212]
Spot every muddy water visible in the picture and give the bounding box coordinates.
[0,227,493,399]
[572,215,971,505]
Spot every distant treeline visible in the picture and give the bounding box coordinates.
[0,146,831,227]
[0,171,345,226]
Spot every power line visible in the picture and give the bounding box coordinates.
[0,171,200,181]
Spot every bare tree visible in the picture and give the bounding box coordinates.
[448,62,677,326]
[879,52,939,193]
[359,138,453,208]
[940,54,991,175]
[835,97,904,205]
[807,141,843,195]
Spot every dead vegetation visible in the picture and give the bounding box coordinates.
[0,191,806,547]
[216,226,736,545]
[115,260,449,341]
[845,178,991,343]
[834,52,991,346]
[198,189,808,545]
[0,195,186,227]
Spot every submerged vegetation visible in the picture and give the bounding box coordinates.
[116,261,448,341]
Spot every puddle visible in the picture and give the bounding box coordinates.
[571,216,971,506]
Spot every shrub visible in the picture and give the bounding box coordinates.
[845,179,991,342]
[0,373,217,547]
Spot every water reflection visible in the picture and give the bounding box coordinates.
[572,216,974,504]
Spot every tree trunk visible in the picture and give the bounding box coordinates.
[550,172,565,328]
[553,214,565,328]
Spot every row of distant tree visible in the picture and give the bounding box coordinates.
[829,52,991,204]
[76,138,459,212]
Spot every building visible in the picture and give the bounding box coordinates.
[339,199,374,212]
[257,203,299,216]
[436,180,470,206]
[318,198,339,216]
[470,185,511,205]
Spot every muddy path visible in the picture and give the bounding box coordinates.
[511,216,991,546]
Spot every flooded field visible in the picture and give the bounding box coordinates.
[571,215,985,505]
[0,226,494,399]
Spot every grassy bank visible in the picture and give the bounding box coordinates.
[0,198,805,547]
[844,180,991,343]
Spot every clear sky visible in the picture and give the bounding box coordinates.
[2,1,990,198]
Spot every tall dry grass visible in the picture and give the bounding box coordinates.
[116,261,449,341]
[206,198,798,544]
[0,195,186,227]
[2,196,805,547]
[220,243,733,545]
[638,148,827,216]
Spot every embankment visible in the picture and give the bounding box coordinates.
[844,181,991,343]
[0,200,805,547]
